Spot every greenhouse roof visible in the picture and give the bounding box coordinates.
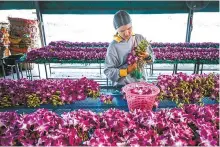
[0,1,219,14]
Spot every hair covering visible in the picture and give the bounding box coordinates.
[113,10,132,30]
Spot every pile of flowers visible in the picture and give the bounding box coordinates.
[1,73,218,108]
[100,94,114,104]
[153,47,219,61]
[86,104,220,146]
[129,86,153,95]
[61,109,100,142]
[126,39,151,79]
[16,109,66,146]
[1,104,218,146]
[26,45,107,62]
[25,41,219,62]
[0,77,100,108]
[151,42,219,48]
[49,41,109,48]
[87,109,137,146]
[49,41,219,49]
[0,111,20,146]
[157,72,219,107]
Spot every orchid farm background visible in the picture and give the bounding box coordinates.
[0,6,220,147]
[0,10,219,80]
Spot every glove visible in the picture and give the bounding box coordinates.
[127,62,137,74]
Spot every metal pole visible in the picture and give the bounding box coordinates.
[15,62,20,80]
[200,63,203,74]
[28,63,33,81]
[0,59,6,79]
[44,63,48,79]
[185,9,194,42]
[151,64,153,76]
[196,63,200,74]
[38,64,41,79]
[99,63,101,76]
[175,63,178,74]
[25,62,29,79]
[193,64,197,74]
[49,63,52,75]
[35,1,47,46]
[19,63,23,78]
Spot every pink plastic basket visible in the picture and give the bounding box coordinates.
[122,82,160,111]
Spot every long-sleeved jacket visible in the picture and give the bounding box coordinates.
[104,34,154,86]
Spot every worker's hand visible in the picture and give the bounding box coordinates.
[137,51,149,60]
[127,62,137,74]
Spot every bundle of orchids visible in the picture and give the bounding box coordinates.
[126,39,151,79]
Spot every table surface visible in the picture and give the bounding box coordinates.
[0,94,218,115]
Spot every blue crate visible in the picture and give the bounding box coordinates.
[158,100,177,108]
[0,108,17,113]
[99,102,116,107]
[73,98,101,109]
[41,103,72,109]
[54,109,71,115]
[0,105,26,113]
[0,96,218,114]
[16,108,37,114]
[113,95,128,107]
[70,107,129,113]
[157,97,218,109]
[38,104,57,109]
[202,97,218,105]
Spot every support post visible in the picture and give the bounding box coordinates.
[185,9,194,42]
[35,1,47,46]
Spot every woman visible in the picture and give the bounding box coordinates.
[104,10,154,86]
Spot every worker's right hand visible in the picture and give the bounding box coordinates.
[127,62,137,74]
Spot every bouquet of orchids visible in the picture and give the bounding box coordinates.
[126,39,151,79]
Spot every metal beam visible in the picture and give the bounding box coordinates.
[34,1,47,46]
[185,8,194,42]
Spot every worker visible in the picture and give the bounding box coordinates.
[104,10,154,86]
